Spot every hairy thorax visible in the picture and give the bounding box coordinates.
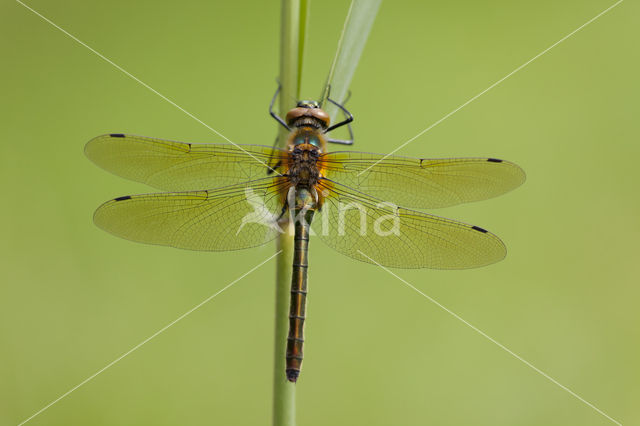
[288,143,321,188]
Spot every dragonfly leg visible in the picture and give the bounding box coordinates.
[326,137,353,145]
[269,84,291,131]
[267,135,284,174]
[324,96,354,134]
[325,95,354,145]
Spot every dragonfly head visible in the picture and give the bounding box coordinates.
[286,101,330,130]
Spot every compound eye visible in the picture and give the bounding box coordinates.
[308,136,321,148]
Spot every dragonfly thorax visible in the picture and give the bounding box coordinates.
[288,144,321,188]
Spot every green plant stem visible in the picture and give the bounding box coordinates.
[273,1,304,425]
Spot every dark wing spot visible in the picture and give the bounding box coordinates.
[109,133,125,138]
[114,195,132,201]
[487,158,503,163]
[471,225,488,233]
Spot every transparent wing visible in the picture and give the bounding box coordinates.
[312,179,506,269]
[85,134,288,191]
[319,152,525,209]
[94,177,288,251]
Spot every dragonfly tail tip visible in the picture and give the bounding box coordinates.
[286,369,299,383]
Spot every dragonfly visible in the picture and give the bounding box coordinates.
[85,90,525,382]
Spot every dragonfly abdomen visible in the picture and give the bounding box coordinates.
[286,188,316,382]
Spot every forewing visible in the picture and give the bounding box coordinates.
[85,134,287,191]
[312,180,506,269]
[319,152,525,209]
[94,177,288,251]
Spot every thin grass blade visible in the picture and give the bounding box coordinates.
[320,0,382,122]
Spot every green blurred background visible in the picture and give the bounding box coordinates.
[1,0,638,425]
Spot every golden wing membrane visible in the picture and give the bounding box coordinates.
[85,134,287,191]
[94,177,288,251]
[319,152,525,209]
[312,179,506,269]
